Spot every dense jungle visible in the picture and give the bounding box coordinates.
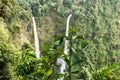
[0,0,120,80]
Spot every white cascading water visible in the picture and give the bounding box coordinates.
[32,17,40,58]
[57,14,72,80]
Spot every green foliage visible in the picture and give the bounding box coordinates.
[0,41,13,79]
[15,43,57,79]
[0,0,22,19]
[0,18,10,40]
[92,62,120,80]
[53,27,90,80]
[0,0,120,80]
[14,26,90,80]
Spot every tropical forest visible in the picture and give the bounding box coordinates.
[0,0,120,80]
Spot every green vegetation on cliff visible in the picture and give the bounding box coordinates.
[0,0,120,80]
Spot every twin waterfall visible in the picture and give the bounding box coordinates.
[32,14,72,79]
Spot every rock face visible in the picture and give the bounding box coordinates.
[20,32,30,43]
[39,14,65,44]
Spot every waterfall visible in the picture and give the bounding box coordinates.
[64,14,72,55]
[58,14,72,80]
[32,17,40,58]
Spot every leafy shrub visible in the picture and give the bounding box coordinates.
[0,41,13,79]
